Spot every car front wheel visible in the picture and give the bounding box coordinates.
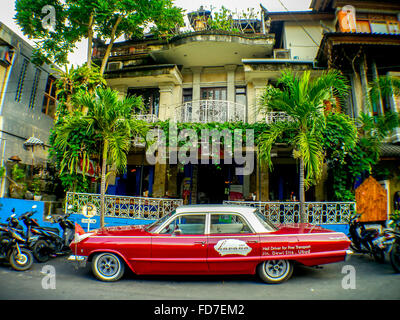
[92,252,125,282]
[257,260,294,284]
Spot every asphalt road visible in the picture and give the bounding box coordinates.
[0,252,399,301]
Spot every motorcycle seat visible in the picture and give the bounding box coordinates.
[34,226,60,234]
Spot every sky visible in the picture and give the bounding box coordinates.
[0,0,312,66]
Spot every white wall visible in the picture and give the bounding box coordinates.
[283,20,333,61]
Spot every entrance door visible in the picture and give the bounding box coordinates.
[151,213,208,274]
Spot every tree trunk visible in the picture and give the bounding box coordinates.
[299,157,306,224]
[100,140,109,228]
[86,13,94,68]
[99,15,123,75]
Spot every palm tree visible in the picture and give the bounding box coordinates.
[257,69,355,223]
[53,87,149,227]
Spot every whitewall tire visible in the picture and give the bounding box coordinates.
[92,252,125,282]
[257,260,294,284]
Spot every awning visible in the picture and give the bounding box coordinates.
[380,143,400,158]
[23,136,45,150]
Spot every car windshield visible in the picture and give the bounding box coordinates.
[254,209,278,231]
[145,211,175,233]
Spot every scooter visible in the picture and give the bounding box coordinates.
[0,222,34,271]
[22,211,75,263]
[18,207,63,262]
[372,220,400,273]
[348,213,385,263]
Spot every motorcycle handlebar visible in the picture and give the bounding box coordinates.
[18,210,37,220]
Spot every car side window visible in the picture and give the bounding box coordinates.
[210,214,253,234]
[159,214,206,235]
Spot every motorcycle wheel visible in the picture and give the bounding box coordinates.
[33,240,51,263]
[9,247,34,271]
[372,247,385,263]
[390,242,400,273]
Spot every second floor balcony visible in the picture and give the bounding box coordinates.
[175,100,247,123]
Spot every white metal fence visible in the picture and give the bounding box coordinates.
[175,100,246,123]
[65,192,183,220]
[223,200,356,225]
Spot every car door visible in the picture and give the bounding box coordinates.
[150,213,208,274]
[207,213,260,274]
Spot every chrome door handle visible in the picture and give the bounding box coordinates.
[247,240,258,243]
[194,241,206,245]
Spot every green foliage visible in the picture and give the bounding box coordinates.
[11,164,25,182]
[323,111,400,201]
[14,0,184,66]
[207,6,239,33]
[390,210,400,229]
[257,69,351,190]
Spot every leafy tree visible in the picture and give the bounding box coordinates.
[14,0,184,72]
[52,87,149,227]
[257,69,355,222]
[323,75,400,201]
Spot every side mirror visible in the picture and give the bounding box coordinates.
[11,208,15,213]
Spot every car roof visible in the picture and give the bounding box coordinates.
[175,204,256,214]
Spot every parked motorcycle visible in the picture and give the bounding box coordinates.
[348,213,385,263]
[0,222,34,271]
[20,210,75,263]
[372,220,400,273]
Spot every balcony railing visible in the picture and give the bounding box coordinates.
[65,192,183,220]
[175,100,246,123]
[135,114,158,123]
[223,200,356,225]
[265,111,294,124]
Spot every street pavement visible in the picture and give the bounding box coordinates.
[0,253,399,300]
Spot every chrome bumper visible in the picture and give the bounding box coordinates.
[345,249,353,261]
[68,255,88,267]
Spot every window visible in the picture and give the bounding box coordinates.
[182,88,192,103]
[353,14,400,34]
[128,88,159,115]
[15,58,29,102]
[159,214,206,235]
[201,87,227,100]
[210,214,253,234]
[370,21,389,34]
[235,87,246,106]
[42,75,57,118]
[29,68,41,109]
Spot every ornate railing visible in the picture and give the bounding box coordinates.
[175,100,246,123]
[135,114,158,123]
[223,201,356,225]
[265,111,294,124]
[65,192,183,220]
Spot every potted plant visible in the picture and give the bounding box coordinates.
[31,176,42,201]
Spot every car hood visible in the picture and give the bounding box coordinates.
[93,225,152,237]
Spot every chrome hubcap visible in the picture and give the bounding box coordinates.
[265,260,288,278]
[98,255,119,277]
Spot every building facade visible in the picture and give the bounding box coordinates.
[94,1,400,217]
[0,22,58,198]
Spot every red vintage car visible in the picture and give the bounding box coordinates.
[68,205,352,283]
